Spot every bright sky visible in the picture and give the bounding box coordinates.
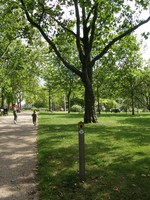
[62,3,150,61]
[135,9,150,60]
[45,2,150,61]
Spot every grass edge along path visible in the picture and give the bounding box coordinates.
[37,112,150,200]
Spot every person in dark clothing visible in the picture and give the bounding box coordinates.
[13,104,17,124]
[32,110,37,126]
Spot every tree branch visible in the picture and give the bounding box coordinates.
[51,16,77,37]
[86,4,97,25]
[73,0,84,63]
[89,3,98,51]
[91,16,150,66]
[0,41,12,60]
[19,0,82,77]
[38,2,45,25]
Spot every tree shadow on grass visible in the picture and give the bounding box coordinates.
[99,112,150,118]
[38,121,150,200]
[39,112,84,119]
[120,116,150,127]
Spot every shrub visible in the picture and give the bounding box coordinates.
[71,105,82,112]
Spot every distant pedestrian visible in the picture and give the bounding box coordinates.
[32,110,37,126]
[13,104,18,124]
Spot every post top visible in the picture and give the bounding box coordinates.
[78,121,84,129]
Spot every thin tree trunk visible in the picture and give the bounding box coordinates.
[67,90,71,113]
[131,88,135,115]
[50,97,53,112]
[131,97,135,115]
[64,95,66,111]
[96,86,101,114]
[48,89,50,111]
[1,93,5,109]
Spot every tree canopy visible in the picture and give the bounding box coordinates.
[0,0,150,121]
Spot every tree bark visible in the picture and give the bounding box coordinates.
[82,69,97,123]
[84,84,97,123]
[67,90,71,113]
[131,87,135,115]
[48,88,51,111]
[96,86,101,114]
[1,93,5,109]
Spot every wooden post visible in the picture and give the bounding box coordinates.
[78,121,85,181]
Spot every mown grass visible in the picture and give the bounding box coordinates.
[37,112,150,200]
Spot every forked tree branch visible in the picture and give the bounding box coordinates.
[20,0,82,77]
[91,16,150,66]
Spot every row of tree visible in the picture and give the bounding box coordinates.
[0,0,150,122]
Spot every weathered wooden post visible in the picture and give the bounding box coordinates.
[78,121,85,181]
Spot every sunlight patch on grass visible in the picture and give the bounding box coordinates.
[37,112,150,200]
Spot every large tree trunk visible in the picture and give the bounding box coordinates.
[82,69,97,123]
[84,84,97,123]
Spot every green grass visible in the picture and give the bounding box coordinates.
[37,112,150,200]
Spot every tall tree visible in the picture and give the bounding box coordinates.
[136,65,150,111]
[119,41,144,114]
[0,0,36,108]
[0,39,42,108]
[6,0,150,123]
[40,50,83,112]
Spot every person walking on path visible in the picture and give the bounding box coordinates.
[13,104,18,124]
[32,110,37,126]
[0,112,39,200]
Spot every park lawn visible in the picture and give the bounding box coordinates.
[37,112,150,200]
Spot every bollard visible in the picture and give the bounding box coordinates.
[78,121,85,182]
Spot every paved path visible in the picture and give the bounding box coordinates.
[0,112,39,200]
